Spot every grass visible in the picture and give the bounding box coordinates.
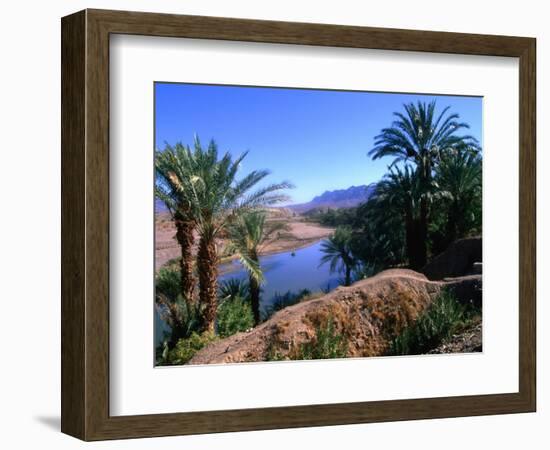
[297,315,348,360]
[267,314,348,361]
[388,289,476,356]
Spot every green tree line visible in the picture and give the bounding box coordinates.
[317,101,482,283]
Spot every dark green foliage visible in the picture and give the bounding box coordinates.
[264,288,311,320]
[327,102,484,272]
[433,150,482,251]
[370,101,480,167]
[155,266,203,346]
[352,187,408,271]
[368,100,481,268]
[350,262,377,282]
[218,278,249,302]
[388,290,476,356]
[155,266,182,302]
[217,296,255,337]
[303,195,408,273]
[319,227,358,286]
[372,165,432,269]
[305,207,358,227]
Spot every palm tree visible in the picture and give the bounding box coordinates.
[375,165,425,269]
[155,143,198,302]
[218,278,249,303]
[369,100,480,267]
[319,227,357,286]
[183,137,292,331]
[226,211,288,325]
[435,150,482,246]
[353,193,407,271]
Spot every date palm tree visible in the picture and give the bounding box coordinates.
[375,165,426,269]
[226,211,288,325]
[369,100,480,267]
[184,137,292,331]
[435,150,482,246]
[319,226,357,286]
[155,143,198,302]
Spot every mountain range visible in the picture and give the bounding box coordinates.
[156,183,378,215]
[286,183,377,213]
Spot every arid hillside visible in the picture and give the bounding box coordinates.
[189,269,481,364]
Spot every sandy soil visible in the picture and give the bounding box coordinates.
[155,213,334,270]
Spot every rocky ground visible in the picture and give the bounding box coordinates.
[427,320,482,354]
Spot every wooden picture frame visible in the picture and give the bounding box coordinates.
[61,9,536,441]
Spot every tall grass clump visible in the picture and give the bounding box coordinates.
[298,316,348,360]
[267,315,348,361]
[388,290,473,356]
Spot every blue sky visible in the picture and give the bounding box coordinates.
[155,83,482,205]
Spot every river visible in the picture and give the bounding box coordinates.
[155,240,340,346]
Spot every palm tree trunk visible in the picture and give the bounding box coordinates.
[174,218,196,302]
[404,205,423,270]
[417,159,430,269]
[444,210,457,250]
[197,236,218,332]
[345,266,351,286]
[418,198,428,268]
[249,275,261,325]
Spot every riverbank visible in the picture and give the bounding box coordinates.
[155,212,334,270]
[188,269,483,365]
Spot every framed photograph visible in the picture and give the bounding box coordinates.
[61,9,536,441]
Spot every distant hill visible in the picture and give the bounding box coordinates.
[155,183,377,215]
[287,184,377,214]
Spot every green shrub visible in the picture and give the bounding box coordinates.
[163,331,218,365]
[217,296,254,337]
[388,290,470,356]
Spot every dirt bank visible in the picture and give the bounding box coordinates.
[189,269,481,365]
